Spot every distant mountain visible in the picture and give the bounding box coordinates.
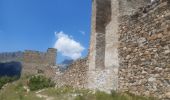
[0,51,23,63]
[58,59,74,72]
[61,59,74,65]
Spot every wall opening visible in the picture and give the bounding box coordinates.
[95,0,111,69]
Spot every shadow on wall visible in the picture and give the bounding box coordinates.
[0,62,22,78]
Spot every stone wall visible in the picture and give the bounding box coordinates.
[23,48,56,65]
[23,48,57,76]
[88,0,118,92]
[0,48,57,77]
[119,0,150,16]
[55,58,88,88]
[118,1,170,99]
[87,0,170,99]
[88,0,150,92]
[1,0,169,99]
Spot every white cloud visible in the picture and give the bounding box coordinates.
[79,31,85,35]
[54,31,85,60]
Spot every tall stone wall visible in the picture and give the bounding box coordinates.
[88,0,149,92]
[23,48,57,76]
[50,0,169,99]
[118,1,170,99]
[88,0,170,99]
[88,0,118,92]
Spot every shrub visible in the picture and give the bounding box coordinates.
[0,76,18,89]
[28,75,55,91]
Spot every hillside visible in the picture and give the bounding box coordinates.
[0,76,156,100]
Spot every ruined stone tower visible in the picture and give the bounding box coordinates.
[88,0,150,92]
[46,48,57,66]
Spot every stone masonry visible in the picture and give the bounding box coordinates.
[23,48,57,77]
[56,1,169,99]
[118,1,170,99]
[0,0,169,99]
[88,0,119,92]
[87,0,170,99]
[55,58,88,88]
[0,48,57,77]
[88,0,150,92]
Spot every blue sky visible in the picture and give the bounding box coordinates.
[0,0,92,63]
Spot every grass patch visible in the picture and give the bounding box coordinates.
[0,76,18,89]
[0,82,41,100]
[74,90,157,100]
[0,75,157,100]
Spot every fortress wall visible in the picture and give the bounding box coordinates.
[118,1,170,99]
[88,0,119,92]
[119,0,150,16]
[23,50,46,64]
[88,0,117,92]
[22,48,57,76]
[0,48,57,77]
[55,58,88,88]
[105,0,119,69]
[88,0,149,92]
[95,0,111,69]
[22,50,45,74]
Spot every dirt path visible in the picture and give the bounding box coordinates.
[36,89,54,100]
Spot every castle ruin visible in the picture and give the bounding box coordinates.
[88,0,150,92]
[56,0,170,99]
[89,0,170,98]
[0,0,169,99]
[23,48,57,77]
[0,48,57,77]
